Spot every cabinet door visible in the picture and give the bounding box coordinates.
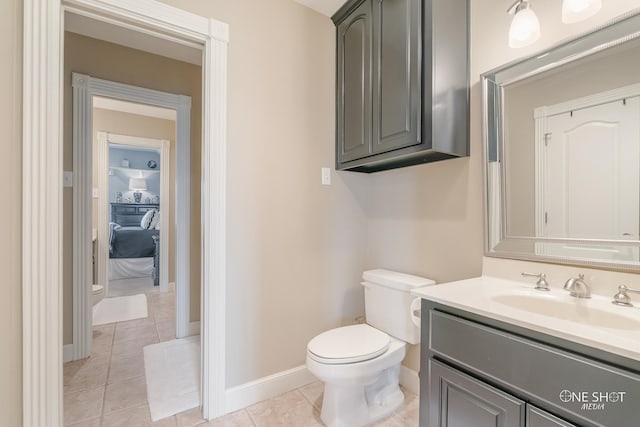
[527,406,577,427]
[371,0,421,154]
[337,0,373,163]
[429,360,525,427]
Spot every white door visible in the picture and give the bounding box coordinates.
[541,97,640,261]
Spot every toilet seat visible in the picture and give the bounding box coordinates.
[307,324,390,364]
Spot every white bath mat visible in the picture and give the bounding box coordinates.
[92,294,148,326]
[144,336,201,421]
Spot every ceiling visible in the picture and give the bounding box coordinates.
[294,0,348,17]
[65,11,202,66]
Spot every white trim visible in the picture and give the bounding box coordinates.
[97,132,109,294]
[189,321,201,337]
[22,1,64,425]
[63,345,74,363]
[24,0,229,424]
[399,365,420,396]
[174,94,192,339]
[225,366,317,414]
[201,22,229,420]
[71,74,94,361]
[72,75,190,360]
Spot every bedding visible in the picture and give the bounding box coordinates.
[109,257,154,280]
[110,226,159,259]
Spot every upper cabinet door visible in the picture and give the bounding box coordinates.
[337,1,373,163]
[371,0,421,154]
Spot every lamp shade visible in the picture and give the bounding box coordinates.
[129,178,147,191]
[562,0,601,24]
[509,6,540,48]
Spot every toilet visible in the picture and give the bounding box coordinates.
[92,284,104,305]
[306,269,435,427]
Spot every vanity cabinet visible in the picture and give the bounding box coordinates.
[430,359,577,427]
[420,301,640,427]
[332,0,469,172]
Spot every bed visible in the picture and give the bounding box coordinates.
[109,203,160,284]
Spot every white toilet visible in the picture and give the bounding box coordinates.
[306,269,435,427]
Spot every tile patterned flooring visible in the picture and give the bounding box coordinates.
[64,284,419,426]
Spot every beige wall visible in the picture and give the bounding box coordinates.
[63,32,202,344]
[158,0,371,387]
[92,109,177,283]
[4,0,640,423]
[0,0,22,424]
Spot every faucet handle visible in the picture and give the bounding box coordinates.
[612,285,640,307]
[521,272,550,291]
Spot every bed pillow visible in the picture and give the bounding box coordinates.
[141,208,159,230]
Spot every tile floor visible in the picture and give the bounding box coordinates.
[65,283,419,426]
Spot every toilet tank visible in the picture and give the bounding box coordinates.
[362,269,435,344]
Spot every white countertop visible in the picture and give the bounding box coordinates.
[412,276,640,361]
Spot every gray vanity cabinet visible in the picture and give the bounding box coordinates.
[526,406,577,427]
[429,359,577,427]
[429,359,526,427]
[333,0,469,173]
[420,302,640,427]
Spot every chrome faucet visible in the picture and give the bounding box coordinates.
[612,285,640,307]
[563,274,591,298]
[521,272,550,291]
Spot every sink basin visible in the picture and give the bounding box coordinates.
[491,293,640,330]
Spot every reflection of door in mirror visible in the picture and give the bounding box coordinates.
[534,90,640,262]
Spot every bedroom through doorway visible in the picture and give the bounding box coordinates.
[92,101,173,326]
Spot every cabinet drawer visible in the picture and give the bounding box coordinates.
[429,310,640,427]
[527,406,576,427]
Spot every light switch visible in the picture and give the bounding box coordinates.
[63,171,73,188]
[92,188,99,198]
[321,167,331,185]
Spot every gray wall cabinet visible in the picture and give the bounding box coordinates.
[420,301,640,427]
[333,0,469,173]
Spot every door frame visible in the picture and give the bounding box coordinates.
[73,76,190,363]
[22,0,228,424]
[96,131,171,298]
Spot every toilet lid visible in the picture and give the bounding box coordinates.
[307,324,390,364]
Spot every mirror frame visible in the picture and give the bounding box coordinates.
[482,9,640,271]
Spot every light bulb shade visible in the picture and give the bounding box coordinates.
[129,177,147,191]
[509,7,541,48]
[562,0,601,24]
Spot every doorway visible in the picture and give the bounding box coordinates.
[71,72,194,360]
[22,0,229,424]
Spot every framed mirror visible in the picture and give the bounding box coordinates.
[482,10,640,271]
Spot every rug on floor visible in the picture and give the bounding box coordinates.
[144,335,201,421]
[92,294,148,326]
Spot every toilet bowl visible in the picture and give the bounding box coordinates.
[92,284,104,305]
[306,269,435,427]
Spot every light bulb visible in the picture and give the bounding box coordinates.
[509,6,541,48]
[562,0,601,24]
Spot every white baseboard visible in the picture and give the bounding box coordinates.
[189,321,200,336]
[400,365,420,395]
[225,365,317,414]
[63,344,74,363]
